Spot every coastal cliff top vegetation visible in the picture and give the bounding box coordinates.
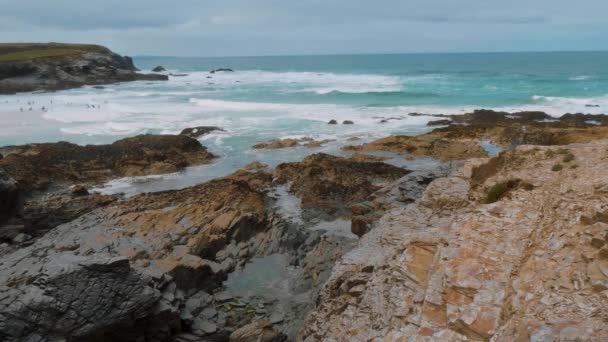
[0,43,111,62]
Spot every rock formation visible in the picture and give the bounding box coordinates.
[0,43,167,94]
[300,140,608,341]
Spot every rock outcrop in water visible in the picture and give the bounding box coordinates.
[300,140,608,341]
[274,153,409,217]
[0,134,215,243]
[0,43,167,94]
[0,134,215,191]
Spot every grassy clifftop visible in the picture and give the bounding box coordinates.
[0,43,112,62]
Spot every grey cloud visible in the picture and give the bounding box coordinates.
[0,0,606,56]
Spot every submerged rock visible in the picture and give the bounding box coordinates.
[342,120,354,125]
[252,137,334,149]
[328,119,338,124]
[179,126,224,138]
[152,65,166,72]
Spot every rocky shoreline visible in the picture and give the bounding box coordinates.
[1,109,608,341]
[0,43,167,94]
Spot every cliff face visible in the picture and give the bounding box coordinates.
[301,140,608,341]
[0,43,167,94]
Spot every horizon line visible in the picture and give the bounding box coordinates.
[133,49,608,59]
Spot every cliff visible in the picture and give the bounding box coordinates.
[0,43,167,94]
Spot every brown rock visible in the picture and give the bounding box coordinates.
[0,134,215,191]
[274,153,409,214]
[229,320,286,342]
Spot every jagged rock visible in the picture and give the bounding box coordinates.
[0,170,276,340]
[0,43,166,94]
[348,152,389,162]
[229,320,287,342]
[0,255,170,341]
[0,169,18,223]
[244,161,268,171]
[300,140,608,341]
[344,134,487,161]
[252,137,333,149]
[427,119,452,126]
[274,153,408,215]
[152,65,166,72]
[0,134,215,191]
[179,126,224,138]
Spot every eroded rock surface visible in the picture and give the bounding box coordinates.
[0,134,215,191]
[274,153,409,216]
[253,138,334,149]
[300,140,608,341]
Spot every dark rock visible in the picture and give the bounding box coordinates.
[0,43,167,94]
[0,134,216,191]
[210,68,234,74]
[328,119,338,125]
[179,126,224,139]
[170,73,188,77]
[152,65,166,72]
[427,119,452,126]
[70,184,89,196]
[0,169,19,223]
[275,153,409,215]
[586,104,600,108]
[342,120,354,125]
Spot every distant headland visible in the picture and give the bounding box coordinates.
[0,43,167,94]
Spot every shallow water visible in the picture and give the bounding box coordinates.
[2,52,607,194]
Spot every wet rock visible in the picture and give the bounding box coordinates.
[210,68,234,73]
[0,169,19,223]
[274,153,409,215]
[342,120,354,124]
[179,126,224,138]
[427,119,452,126]
[252,137,333,149]
[229,320,287,342]
[348,152,389,162]
[152,65,166,72]
[344,135,487,161]
[328,119,337,124]
[70,184,89,196]
[0,134,215,191]
[244,161,268,171]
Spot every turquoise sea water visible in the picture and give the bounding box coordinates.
[0,51,606,194]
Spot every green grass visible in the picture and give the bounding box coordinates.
[0,49,84,62]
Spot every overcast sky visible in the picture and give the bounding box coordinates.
[0,0,606,57]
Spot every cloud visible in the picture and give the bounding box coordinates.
[0,0,606,56]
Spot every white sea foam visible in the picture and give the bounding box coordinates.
[174,70,404,94]
[569,75,597,81]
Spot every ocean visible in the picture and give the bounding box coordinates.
[1,51,606,194]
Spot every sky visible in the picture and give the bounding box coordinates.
[0,0,606,57]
